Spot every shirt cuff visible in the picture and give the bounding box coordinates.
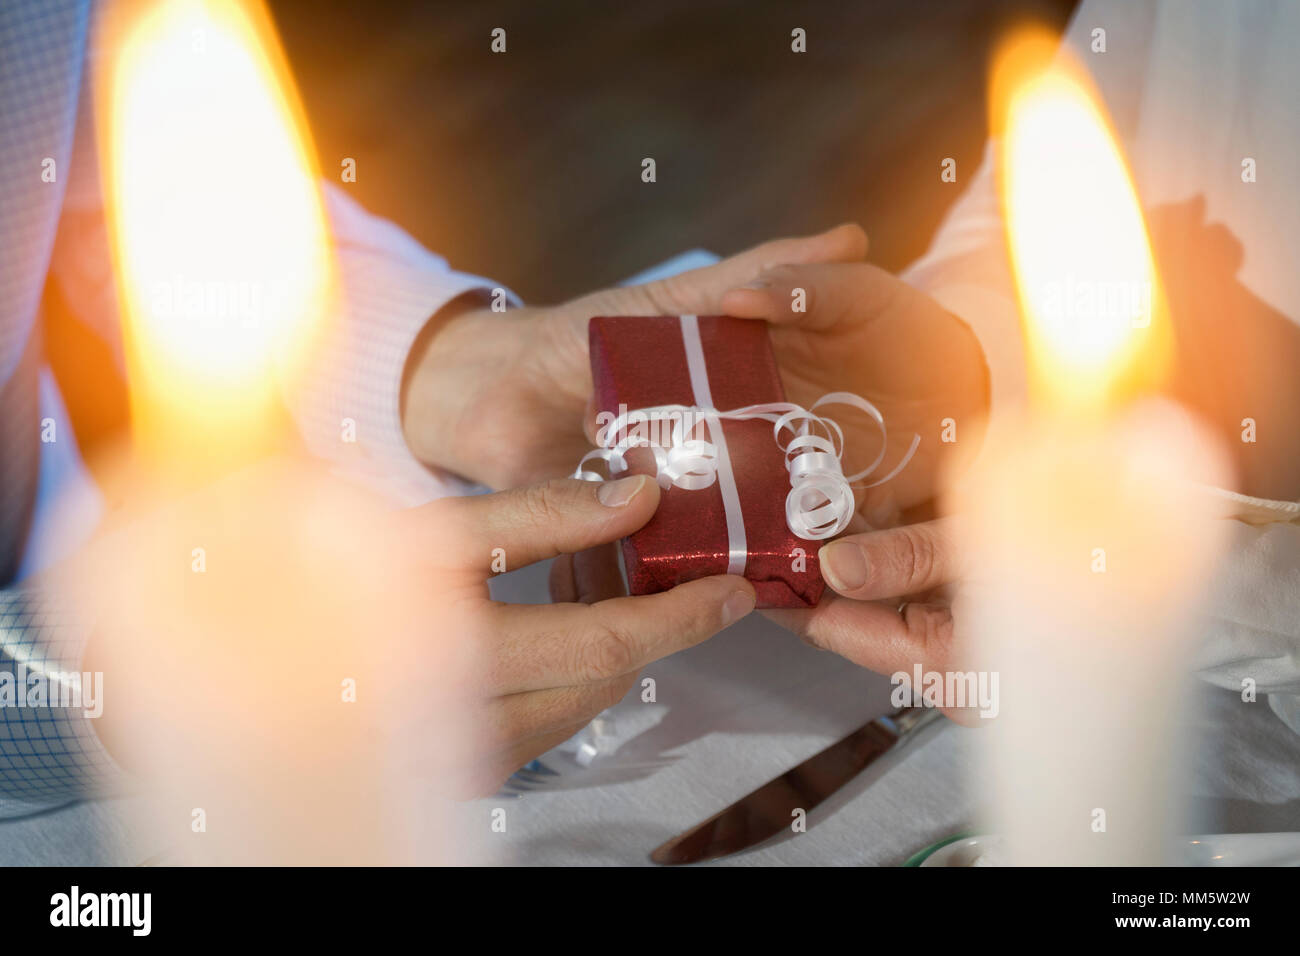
[0,588,126,818]
[289,191,519,506]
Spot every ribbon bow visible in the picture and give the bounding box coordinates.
[575,392,918,542]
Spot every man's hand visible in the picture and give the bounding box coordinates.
[424,473,755,793]
[401,225,869,489]
[79,462,755,839]
[765,517,980,724]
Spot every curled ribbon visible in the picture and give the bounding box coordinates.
[574,395,919,542]
[573,316,919,554]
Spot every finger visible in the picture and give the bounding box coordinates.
[505,720,589,770]
[491,720,591,792]
[488,673,635,749]
[817,518,960,600]
[431,475,659,574]
[721,261,903,331]
[767,596,950,684]
[858,487,901,530]
[549,552,577,603]
[453,720,591,799]
[577,224,868,319]
[721,223,869,275]
[486,574,755,693]
[767,597,981,726]
[573,542,626,603]
[640,223,869,315]
[548,542,625,604]
[845,511,872,535]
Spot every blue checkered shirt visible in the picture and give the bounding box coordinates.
[0,0,499,816]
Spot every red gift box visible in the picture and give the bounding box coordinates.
[588,314,825,608]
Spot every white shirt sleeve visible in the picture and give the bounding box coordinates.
[282,185,516,506]
[51,78,514,507]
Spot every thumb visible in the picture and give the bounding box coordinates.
[573,223,868,319]
[722,260,905,331]
[429,475,661,576]
[817,518,962,600]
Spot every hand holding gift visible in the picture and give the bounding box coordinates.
[402,225,870,490]
[558,260,991,622]
[727,263,993,721]
[721,260,991,520]
[575,314,920,607]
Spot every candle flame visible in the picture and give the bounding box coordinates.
[993,28,1169,411]
[98,0,333,475]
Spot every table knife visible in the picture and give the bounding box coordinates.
[650,705,943,865]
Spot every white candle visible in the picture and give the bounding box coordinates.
[964,32,1232,864]
[960,406,1229,864]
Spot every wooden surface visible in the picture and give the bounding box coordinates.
[269,0,1077,303]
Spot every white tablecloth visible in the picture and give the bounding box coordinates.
[2,554,1297,865]
[452,559,1300,867]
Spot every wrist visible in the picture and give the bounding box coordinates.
[400,298,535,480]
[400,290,491,418]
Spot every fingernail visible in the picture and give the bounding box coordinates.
[819,541,868,592]
[597,474,647,507]
[739,277,771,290]
[721,589,756,626]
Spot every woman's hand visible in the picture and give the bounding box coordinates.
[401,225,870,489]
[721,261,991,519]
[716,259,992,724]
[764,516,977,724]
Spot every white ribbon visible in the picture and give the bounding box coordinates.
[574,316,920,571]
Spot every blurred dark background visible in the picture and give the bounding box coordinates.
[268,0,1078,303]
